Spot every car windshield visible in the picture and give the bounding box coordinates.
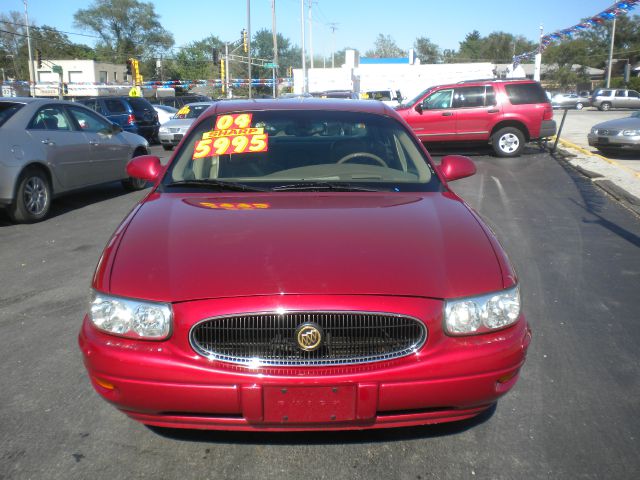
[0,102,24,127]
[400,88,434,108]
[163,109,439,192]
[173,104,211,120]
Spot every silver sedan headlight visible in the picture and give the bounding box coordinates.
[444,285,521,336]
[623,129,639,136]
[159,126,169,133]
[89,291,172,340]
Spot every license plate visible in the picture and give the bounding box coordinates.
[598,137,609,144]
[173,134,183,141]
[263,386,356,424]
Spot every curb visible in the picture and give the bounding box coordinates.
[550,138,640,216]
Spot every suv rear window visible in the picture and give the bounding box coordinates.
[0,102,24,127]
[505,83,548,105]
[104,99,127,114]
[128,97,153,113]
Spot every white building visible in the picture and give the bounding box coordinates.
[34,59,131,97]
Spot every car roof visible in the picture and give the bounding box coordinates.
[202,98,389,117]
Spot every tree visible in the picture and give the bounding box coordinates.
[457,30,482,61]
[250,28,301,80]
[169,35,225,82]
[73,0,174,68]
[365,34,406,58]
[413,36,440,63]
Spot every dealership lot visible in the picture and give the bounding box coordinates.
[1,144,639,479]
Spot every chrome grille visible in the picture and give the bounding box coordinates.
[169,127,181,133]
[190,311,427,366]
[596,129,620,136]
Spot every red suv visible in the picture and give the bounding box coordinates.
[395,79,556,157]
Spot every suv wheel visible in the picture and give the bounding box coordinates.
[9,167,51,223]
[575,102,584,110]
[491,127,525,157]
[599,102,611,111]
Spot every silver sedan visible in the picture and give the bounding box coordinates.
[587,111,640,154]
[158,102,215,151]
[0,97,150,223]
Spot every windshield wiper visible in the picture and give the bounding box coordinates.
[272,181,385,192]
[166,179,269,192]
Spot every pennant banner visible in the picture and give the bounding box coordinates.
[513,0,639,66]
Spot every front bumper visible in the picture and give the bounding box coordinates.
[159,132,184,146]
[587,133,640,150]
[79,294,531,431]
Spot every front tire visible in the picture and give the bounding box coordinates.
[599,102,611,111]
[491,127,525,157]
[9,167,51,223]
[575,102,584,110]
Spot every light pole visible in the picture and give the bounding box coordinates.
[606,16,617,88]
[247,0,252,99]
[300,0,307,93]
[272,0,278,97]
[23,0,35,94]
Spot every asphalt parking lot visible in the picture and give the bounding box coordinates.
[1,144,639,479]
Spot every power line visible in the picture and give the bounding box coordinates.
[0,19,102,40]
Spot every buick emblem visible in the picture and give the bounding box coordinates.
[295,323,323,351]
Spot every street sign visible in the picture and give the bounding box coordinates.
[264,63,278,68]
[52,65,63,74]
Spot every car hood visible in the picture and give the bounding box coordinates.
[593,116,640,130]
[107,193,504,302]
[162,118,196,129]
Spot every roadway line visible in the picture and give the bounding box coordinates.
[553,137,640,180]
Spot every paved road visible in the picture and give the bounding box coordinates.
[1,145,639,479]
[553,108,640,172]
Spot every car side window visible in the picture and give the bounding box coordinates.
[104,99,127,114]
[615,90,626,97]
[424,89,453,109]
[80,99,99,112]
[485,86,497,106]
[628,91,639,98]
[452,86,486,109]
[67,106,112,133]
[29,106,73,131]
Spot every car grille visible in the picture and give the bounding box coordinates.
[595,129,620,136]
[169,127,181,133]
[190,311,427,366]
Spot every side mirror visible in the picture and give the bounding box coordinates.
[111,122,123,134]
[126,155,162,182]
[439,155,476,182]
[414,102,423,114]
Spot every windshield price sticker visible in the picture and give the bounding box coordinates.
[192,112,269,159]
[176,106,190,118]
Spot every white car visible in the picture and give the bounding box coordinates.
[158,102,214,151]
[153,105,178,125]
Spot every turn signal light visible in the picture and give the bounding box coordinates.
[93,377,115,391]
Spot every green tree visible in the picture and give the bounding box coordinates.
[170,35,225,81]
[413,36,440,63]
[457,30,482,61]
[250,28,301,80]
[365,34,406,58]
[73,0,174,69]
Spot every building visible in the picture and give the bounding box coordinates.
[34,59,131,97]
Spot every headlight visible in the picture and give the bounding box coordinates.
[89,291,172,340]
[623,129,639,136]
[444,285,520,336]
[159,126,169,133]
[590,127,598,134]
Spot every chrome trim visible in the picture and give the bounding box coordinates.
[189,310,428,367]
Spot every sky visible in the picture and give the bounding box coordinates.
[4,0,629,59]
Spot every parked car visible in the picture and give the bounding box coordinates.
[0,97,149,223]
[587,110,640,153]
[591,88,640,111]
[395,79,556,157]
[151,95,213,109]
[76,96,160,141]
[158,102,215,150]
[79,98,531,431]
[153,104,178,125]
[551,93,590,110]
[360,89,403,106]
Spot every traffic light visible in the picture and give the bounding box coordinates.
[220,60,225,93]
[287,66,292,77]
[126,59,133,75]
[242,29,248,53]
[36,49,42,68]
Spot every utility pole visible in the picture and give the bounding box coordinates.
[308,0,314,69]
[606,16,617,88]
[225,43,231,98]
[328,23,338,68]
[272,0,278,97]
[533,24,543,82]
[247,0,252,99]
[23,0,35,95]
[300,0,307,93]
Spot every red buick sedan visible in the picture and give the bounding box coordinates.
[79,99,531,431]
